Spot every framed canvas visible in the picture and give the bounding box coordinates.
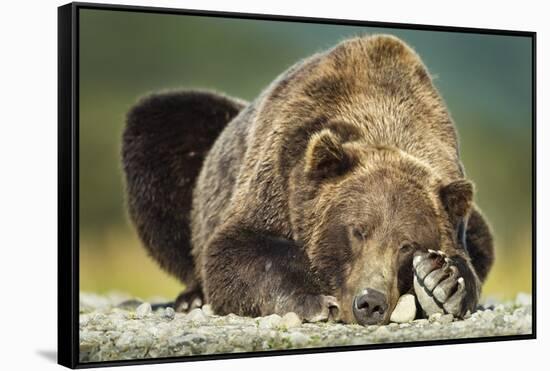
[58,2,536,368]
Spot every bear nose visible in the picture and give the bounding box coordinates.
[352,288,388,325]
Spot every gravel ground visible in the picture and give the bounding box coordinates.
[79,292,532,363]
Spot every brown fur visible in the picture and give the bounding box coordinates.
[122,90,246,294]
[123,35,494,324]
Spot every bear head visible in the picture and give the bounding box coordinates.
[288,128,473,325]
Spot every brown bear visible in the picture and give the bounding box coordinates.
[122,34,494,325]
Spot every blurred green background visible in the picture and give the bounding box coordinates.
[79,9,532,300]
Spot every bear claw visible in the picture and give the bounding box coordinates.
[302,295,340,323]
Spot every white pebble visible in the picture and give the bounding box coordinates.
[136,302,152,318]
[413,319,429,326]
[115,331,134,349]
[258,314,282,329]
[79,314,91,327]
[481,310,495,322]
[288,332,310,347]
[281,312,302,328]
[186,308,208,323]
[373,326,391,338]
[202,304,214,316]
[163,307,175,319]
[390,294,416,323]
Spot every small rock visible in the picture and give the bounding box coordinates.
[390,294,416,323]
[258,314,282,329]
[439,314,454,324]
[202,304,214,316]
[79,314,91,327]
[225,313,249,325]
[110,309,127,321]
[428,313,442,323]
[186,308,208,323]
[79,330,102,348]
[373,326,391,338]
[135,302,152,318]
[413,319,429,326]
[281,312,302,329]
[115,331,134,349]
[288,332,310,347]
[171,334,206,347]
[91,313,107,323]
[134,333,154,347]
[163,307,175,320]
[480,310,495,322]
[493,314,506,326]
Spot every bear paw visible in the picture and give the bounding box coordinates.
[174,287,204,313]
[413,250,479,318]
[300,295,340,323]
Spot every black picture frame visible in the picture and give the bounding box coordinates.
[58,2,537,369]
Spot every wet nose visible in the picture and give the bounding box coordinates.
[352,288,388,325]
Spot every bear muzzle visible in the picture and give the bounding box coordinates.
[352,288,388,325]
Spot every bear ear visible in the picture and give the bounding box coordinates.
[304,129,358,179]
[439,179,474,224]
